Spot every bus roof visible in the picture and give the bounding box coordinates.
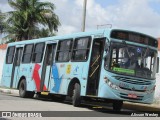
[7,28,157,46]
[7,29,110,46]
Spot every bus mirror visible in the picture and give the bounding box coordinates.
[157,57,159,73]
[105,48,109,53]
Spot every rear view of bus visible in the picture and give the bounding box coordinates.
[101,29,159,110]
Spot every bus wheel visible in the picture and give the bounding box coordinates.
[72,83,81,107]
[19,79,34,98]
[113,100,123,111]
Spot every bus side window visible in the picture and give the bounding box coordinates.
[56,39,73,62]
[6,46,15,64]
[22,44,34,63]
[72,37,91,61]
[32,43,45,63]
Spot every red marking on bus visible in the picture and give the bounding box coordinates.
[128,94,137,99]
[32,64,47,91]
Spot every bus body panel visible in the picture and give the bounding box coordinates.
[98,68,156,103]
[2,64,12,87]
[19,63,36,91]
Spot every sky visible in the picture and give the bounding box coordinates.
[0,0,160,38]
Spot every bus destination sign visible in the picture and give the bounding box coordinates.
[110,30,158,47]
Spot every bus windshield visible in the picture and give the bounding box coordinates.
[109,42,157,79]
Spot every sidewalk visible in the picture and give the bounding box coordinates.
[0,87,160,111]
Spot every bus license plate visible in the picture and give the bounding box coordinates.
[128,94,137,99]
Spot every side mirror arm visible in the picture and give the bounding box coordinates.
[157,57,159,73]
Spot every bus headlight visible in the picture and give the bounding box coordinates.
[104,77,119,90]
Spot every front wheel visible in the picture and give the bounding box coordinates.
[19,79,34,98]
[72,83,81,107]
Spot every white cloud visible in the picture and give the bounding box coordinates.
[1,0,160,37]
[50,0,160,37]
[58,25,78,35]
[104,0,160,36]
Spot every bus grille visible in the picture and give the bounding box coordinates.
[114,76,152,85]
[120,93,143,101]
[119,86,146,92]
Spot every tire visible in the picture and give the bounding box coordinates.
[72,83,81,107]
[113,100,123,111]
[19,79,34,98]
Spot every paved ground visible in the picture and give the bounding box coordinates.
[0,92,160,120]
[0,92,131,113]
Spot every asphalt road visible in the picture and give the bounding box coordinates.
[1,92,159,120]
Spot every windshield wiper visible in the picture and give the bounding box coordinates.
[122,41,131,58]
[143,47,149,60]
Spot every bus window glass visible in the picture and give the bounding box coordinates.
[109,42,157,79]
[56,39,72,62]
[32,43,45,63]
[22,44,33,63]
[6,46,15,64]
[72,37,91,61]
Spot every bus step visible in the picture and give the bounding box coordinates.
[86,95,97,98]
[41,92,49,95]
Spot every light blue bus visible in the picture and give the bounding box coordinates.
[1,29,159,111]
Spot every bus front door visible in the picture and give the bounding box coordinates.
[40,43,57,92]
[11,47,23,88]
[86,38,105,96]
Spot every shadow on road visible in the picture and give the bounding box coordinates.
[3,93,133,117]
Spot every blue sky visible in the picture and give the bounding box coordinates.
[95,0,119,7]
[96,0,160,14]
[0,0,160,42]
[149,0,160,14]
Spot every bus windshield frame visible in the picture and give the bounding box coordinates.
[107,42,157,80]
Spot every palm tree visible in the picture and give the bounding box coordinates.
[0,10,5,34]
[4,0,60,41]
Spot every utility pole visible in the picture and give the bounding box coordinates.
[82,0,87,32]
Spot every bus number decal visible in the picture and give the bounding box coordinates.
[66,64,71,74]
[52,64,63,93]
[32,64,47,91]
[60,64,65,68]
[73,66,79,75]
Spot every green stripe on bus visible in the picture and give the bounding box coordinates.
[113,67,135,75]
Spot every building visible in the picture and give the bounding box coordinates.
[0,44,7,85]
[158,38,160,51]
[156,38,160,99]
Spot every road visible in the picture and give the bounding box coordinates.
[0,92,158,120]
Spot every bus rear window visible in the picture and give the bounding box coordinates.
[6,46,15,64]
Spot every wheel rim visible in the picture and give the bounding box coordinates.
[20,83,25,95]
[72,87,75,100]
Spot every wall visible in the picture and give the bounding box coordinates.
[0,49,6,85]
[155,51,160,99]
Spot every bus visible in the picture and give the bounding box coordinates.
[1,29,159,111]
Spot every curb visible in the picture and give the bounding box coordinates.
[123,102,160,111]
[0,87,160,111]
[0,88,19,95]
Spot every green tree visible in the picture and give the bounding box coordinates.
[4,0,60,41]
[0,10,5,34]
